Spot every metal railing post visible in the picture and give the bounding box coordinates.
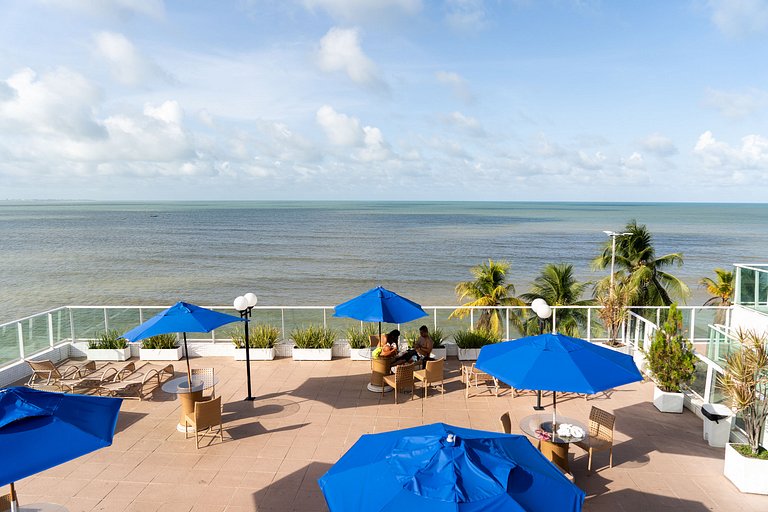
[704,364,714,403]
[17,321,25,361]
[48,313,54,348]
[505,308,509,340]
[281,308,286,341]
[586,308,592,342]
[690,308,696,345]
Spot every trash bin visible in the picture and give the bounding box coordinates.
[701,403,733,447]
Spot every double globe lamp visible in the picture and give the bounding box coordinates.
[233,292,258,401]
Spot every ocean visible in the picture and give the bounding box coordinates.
[1,201,765,323]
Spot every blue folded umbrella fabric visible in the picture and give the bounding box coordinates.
[333,286,427,324]
[122,301,242,343]
[318,422,584,512]
[0,387,122,487]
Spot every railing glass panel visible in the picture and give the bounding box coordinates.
[22,315,50,356]
[52,309,72,343]
[105,308,143,337]
[71,308,108,341]
[0,324,19,366]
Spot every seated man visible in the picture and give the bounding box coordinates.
[393,325,433,368]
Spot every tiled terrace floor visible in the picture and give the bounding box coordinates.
[12,356,768,512]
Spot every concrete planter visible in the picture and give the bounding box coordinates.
[86,348,130,361]
[724,443,768,495]
[457,348,481,361]
[140,347,183,361]
[234,347,275,361]
[349,348,371,361]
[431,347,447,360]
[292,348,332,361]
[653,385,685,413]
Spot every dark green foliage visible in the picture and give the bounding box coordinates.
[453,329,500,349]
[645,304,696,393]
[88,329,128,349]
[291,325,337,349]
[231,324,280,348]
[141,333,178,349]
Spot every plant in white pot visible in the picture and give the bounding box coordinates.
[720,329,768,495]
[140,333,182,360]
[644,304,696,413]
[87,329,130,361]
[292,325,336,361]
[346,325,377,360]
[231,323,279,361]
[454,329,500,361]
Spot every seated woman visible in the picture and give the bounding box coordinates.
[378,329,400,358]
[393,325,433,368]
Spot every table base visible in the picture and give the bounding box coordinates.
[177,389,204,433]
[367,383,393,393]
[539,439,571,474]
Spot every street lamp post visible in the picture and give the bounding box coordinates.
[603,230,632,293]
[233,292,258,401]
[531,298,552,411]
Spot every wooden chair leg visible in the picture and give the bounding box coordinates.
[587,449,593,471]
[609,446,613,468]
[219,420,224,442]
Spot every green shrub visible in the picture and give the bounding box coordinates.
[231,324,280,349]
[345,324,377,349]
[404,328,445,349]
[453,329,500,349]
[292,325,337,349]
[141,333,178,350]
[644,304,696,393]
[88,329,128,350]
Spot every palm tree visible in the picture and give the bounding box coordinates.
[592,220,690,307]
[450,259,525,335]
[700,268,734,306]
[520,263,595,336]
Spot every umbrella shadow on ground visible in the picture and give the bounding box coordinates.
[222,396,309,440]
[611,401,723,461]
[585,488,712,511]
[251,461,331,511]
[114,411,146,433]
[226,421,309,440]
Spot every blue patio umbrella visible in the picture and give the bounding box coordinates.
[318,422,584,511]
[122,301,242,381]
[0,387,122,508]
[476,333,643,417]
[333,286,427,338]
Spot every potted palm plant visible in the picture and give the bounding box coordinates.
[292,325,336,361]
[454,329,500,361]
[231,323,279,361]
[346,325,377,360]
[140,333,182,360]
[720,329,768,495]
[644,304,697,413]
[87,329,130,361]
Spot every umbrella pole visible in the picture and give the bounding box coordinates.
[552,392,557,429]
[9,482,18,512]
[183,332,192,387]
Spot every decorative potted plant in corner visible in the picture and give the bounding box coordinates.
[454,329,500,361]
[596,283,631,350]
[140,333,182,361]
[720,329,768,495]
[346,325,377,360]
[404,328,447,360]
[292,325,336,361]
[644,304,697,413]
[231,323,279,361]
[87,329,130,361]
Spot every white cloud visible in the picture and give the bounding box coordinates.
[709,0,768,37]
[316,105,362,145]
[317,27,387,91]
[640,133,678,157]
[303,0,421,23]
[443,111,486,136]
[435,71,474,103]
[694,130,768,171]
[621,152,645,169]
[703,87,768,118]
[93,31,172,86]
[575,150,607,170]
[444,0,488,31]
[39,0,165,20]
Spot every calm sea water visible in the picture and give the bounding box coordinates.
[1,201,765,323]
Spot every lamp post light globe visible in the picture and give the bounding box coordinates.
[233,292,257,401]
[532,299,552,411]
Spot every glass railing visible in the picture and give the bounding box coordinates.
[735,264,768,313]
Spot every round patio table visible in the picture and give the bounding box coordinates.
[519,413,587,475]
[162,375,218,433]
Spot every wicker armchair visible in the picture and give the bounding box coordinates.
[414,358,445,398]
[382,362,415,403]
[574,406,616,471]
[185,397,224,449]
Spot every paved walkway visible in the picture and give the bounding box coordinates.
[12,357,768,511]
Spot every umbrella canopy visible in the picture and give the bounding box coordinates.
[319,422,584,511]
[333,286,427,325]
[475,333,643,395]
[0,387,122,488]
[122,301,242,380]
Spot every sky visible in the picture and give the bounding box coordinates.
[1,0,768,202]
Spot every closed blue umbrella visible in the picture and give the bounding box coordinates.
[476,333,643,416]
[318,422,584,511]
[333,286,427,338]
[0,387,122,508]
[122,301,242,381]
